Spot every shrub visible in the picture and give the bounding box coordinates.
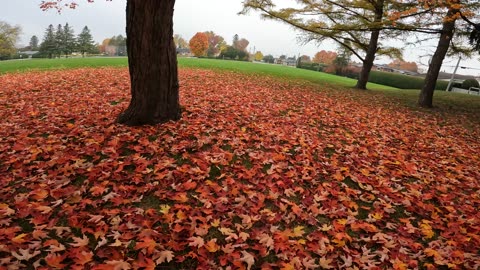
[368,71,448,90]
[461,79,480,90]
[297,62,326,72]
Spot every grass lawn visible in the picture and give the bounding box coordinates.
[1,61,480,268]
[1,57,394,90]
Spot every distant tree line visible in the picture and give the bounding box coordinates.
[38,23,97,58]
[179,32,252,61]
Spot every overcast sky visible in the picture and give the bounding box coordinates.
[2,0,479,75]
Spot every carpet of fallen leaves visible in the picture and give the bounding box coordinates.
[0,68,479,269]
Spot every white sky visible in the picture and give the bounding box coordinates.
[1,0,480,76]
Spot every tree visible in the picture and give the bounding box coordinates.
[254,51,263,61]
[77,26,95,57]
[0,21,21,59]
[220,45,248,61]
[263,54,274,63]
[236,38,249,52]
[42,0,181,126]
[40,24,56,58]
[333,50,350,75]
[173,34,188,49]
[62,23,76,57]
[300,55,311,63]
[418,1,480,107]
[313,50,337,65]
[242,0,435,90]
[108,35,127,56]
[54,24,64,57]
[30,35,39,50]
[98,38,111,54]
[189,32,209,57]
[232,34,239,50]
[204,31,225,57]
[387,59,418,72]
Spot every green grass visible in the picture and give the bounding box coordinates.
[0,57,392,90]
[373,88,480,122]
[0,57,128,73]
[178,58,395,90]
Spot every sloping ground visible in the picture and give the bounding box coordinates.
[0,68,479,269]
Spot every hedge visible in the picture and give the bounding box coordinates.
[368,71,448,90]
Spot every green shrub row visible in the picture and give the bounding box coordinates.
[297,62,326,72]
[368,71,448,90]
[296,64,450,90]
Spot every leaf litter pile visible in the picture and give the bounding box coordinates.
[0,68,479,269]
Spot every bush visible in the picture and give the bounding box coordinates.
[461,79,480,90]
[297,62,326,72]
[368,71,448,90]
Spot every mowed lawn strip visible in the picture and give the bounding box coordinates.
[0,68,479,268]
[1,57,392,89]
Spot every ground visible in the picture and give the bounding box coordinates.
[0,66,479,269]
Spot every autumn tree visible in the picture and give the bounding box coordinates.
[300,55,311,63]
[254,51,263,61]
[313,50,337,65]
[98,38,111,54]
[204,31,226,57]
[0,21,22,59]
[108,35,127,56]
[77,26,95,57]
[236,38,250,52]
[387,59,418,72]
[173,34,188,49]
[189,32,209,57]
[42,0,181,125]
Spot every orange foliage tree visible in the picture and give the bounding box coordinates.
[313,50,337,65]
[189,32,209,57]
[387,59,418,72]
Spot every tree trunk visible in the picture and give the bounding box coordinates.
[418,9,457,108]
[355,0,384,90]
[117,0,181,126]
[355,29,380,90]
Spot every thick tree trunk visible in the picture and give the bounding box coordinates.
[418,9,457,108]
[355,0,384,90]
[355,29,380,90]
[117,0,181,126]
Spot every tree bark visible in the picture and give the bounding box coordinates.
[117,0,181,126]
[418,9,457,108]
[355,0,384,90]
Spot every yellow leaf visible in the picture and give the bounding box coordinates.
[337,219,348,225]
[371,212,383,220]
[12,233,28,244]
[321,224,332,231]
[211,219,220,227]
[293,226,305,237]
[159,204,170,214]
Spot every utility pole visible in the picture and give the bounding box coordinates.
[446,57,461,92]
